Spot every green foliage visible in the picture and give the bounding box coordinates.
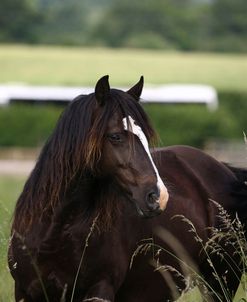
[199,0,247,52]
[91,0,247,52]
[36,0,89,45]
[211,0,247,36]
[0,0,42,43]
[144,91,245,148]
[0,0,247,52]
[0,105,62,147]
[0,91,246,148]
[218,91,247,135]
[92,0,199,50]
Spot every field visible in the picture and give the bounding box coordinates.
[0,44,247,92]
[0,44,247,300]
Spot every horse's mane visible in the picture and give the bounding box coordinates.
[13,89,156,234]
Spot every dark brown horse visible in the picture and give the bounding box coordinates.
[9,76,247,302]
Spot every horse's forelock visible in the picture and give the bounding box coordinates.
[112,90,157,145]
[92,90,157,157]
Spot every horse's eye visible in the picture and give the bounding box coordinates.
[107,133,122,143]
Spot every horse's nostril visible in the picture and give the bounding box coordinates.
[148,191,158,202]
[147,191,160,211]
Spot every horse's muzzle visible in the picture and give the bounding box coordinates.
[146,185,169,213]
[158,182,169,211]
[126,187,167,218]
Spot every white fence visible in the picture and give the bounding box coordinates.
[0,84,218,110]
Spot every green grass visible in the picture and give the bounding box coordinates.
[0,44,247,92]
[0,176,25,302]
[177,282,247,302]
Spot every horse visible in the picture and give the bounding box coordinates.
[8,75,247,302]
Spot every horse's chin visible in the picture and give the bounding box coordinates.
[137,207,162,219]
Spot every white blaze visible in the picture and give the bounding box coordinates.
[122,116,169,210]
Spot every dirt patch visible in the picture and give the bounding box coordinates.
[0,160,35,176]
[0,147,39,160]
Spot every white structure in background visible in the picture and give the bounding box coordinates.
[0,83,218,110]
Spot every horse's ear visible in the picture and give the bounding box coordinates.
[127,76,144,102]
[95,75,110,106]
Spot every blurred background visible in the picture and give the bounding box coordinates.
[0,0,247,173]
[0,1,247,300]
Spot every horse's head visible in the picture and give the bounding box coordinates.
[90,75,169,218]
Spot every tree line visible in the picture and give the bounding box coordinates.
[0,0,246,52]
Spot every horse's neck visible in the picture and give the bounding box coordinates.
[38,175,98,247]
[38,175,144,255]
[53,175,97,223]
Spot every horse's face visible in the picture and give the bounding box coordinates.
[101,113,169,217]
[95,76,169,218]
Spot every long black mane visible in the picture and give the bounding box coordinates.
[13,89,156,234]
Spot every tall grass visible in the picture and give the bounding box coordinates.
[0,176,25,302]
[131,202,247,302]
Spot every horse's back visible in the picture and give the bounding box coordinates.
[153,145,237,210]
[154,145,236,182]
